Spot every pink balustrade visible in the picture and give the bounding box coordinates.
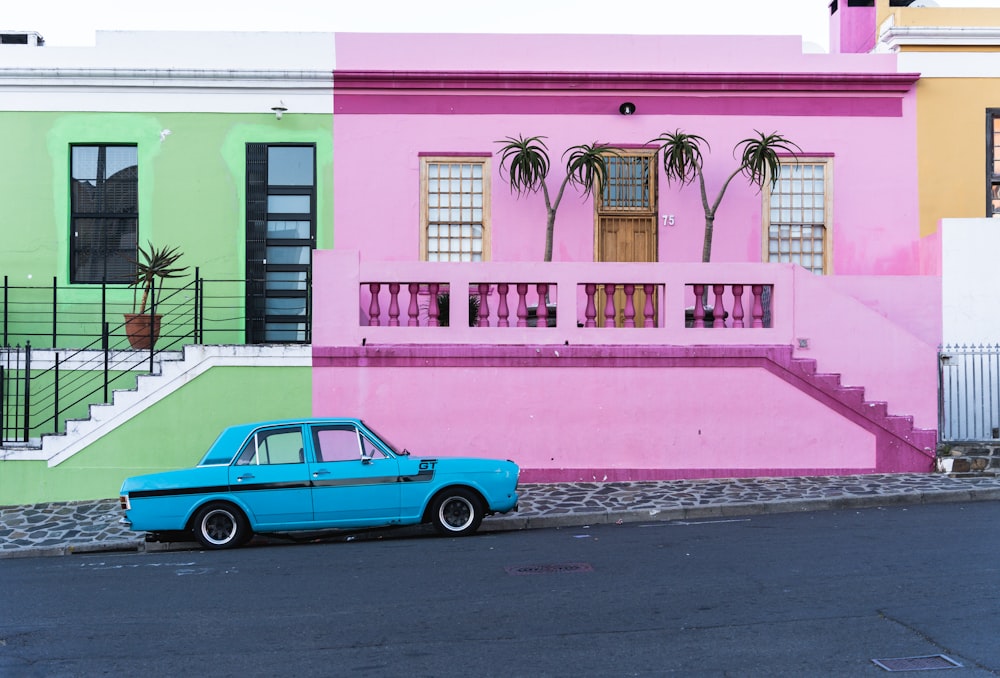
[361,278,773,332]
[316,252,789,348]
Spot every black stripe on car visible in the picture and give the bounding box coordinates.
[127,470,435,499]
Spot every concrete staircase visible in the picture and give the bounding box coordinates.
[778,350,937,466]
[0,344,311,466]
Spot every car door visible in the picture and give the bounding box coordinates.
[307,423,402,526]
[228,425,313,527]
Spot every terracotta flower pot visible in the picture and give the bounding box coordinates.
[124,313,161,350]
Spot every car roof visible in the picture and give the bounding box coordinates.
[198,418,369,465]
[221,417,366,438]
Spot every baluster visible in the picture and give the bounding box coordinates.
[477,283,490,327]
[584,284,597,328]
[712,284,726,328]
[497,283,510,327]
[536,284,549,327]
[428,283,441,327]
[368,283,381,327]
[623,284,636,328]
[604,284,616,326]
[751,285,764,328]
[388,283,400,326]
[692,284,705,328]
[516,283,529,327]
[731,284,745,328]
[407,283,420,326]
[643,284,655,328]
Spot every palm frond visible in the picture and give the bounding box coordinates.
[650,130,708,186]
[735,131,802,189]
[495,135,550,195]
[562,142,619,198]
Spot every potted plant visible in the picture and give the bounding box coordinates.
[124,242,188,349]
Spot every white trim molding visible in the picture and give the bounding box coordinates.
[880,25,1000,50]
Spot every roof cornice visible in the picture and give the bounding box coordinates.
[0,68,332,88]
[333,70,919,94]
[881,26,1000,49]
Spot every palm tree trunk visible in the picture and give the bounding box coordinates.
[542,182,558,262]
[544,209,556,262]
[702,216,715,263]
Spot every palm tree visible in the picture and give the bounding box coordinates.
[496,135,616,262]
[651,129,800,262]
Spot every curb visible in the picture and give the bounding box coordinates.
[4,487,1000,559]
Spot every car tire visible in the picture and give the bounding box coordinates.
[430,488,484,536]
[192,502,252,549]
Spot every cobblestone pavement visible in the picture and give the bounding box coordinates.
[3,473,1000,558]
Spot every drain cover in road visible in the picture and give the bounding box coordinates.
[872,655,962,672]
[505,563,593,575]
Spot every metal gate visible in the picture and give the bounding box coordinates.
[939,344,1000,442]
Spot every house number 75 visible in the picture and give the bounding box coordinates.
[662,215,676,227]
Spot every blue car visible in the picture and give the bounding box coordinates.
[119,418,520,549]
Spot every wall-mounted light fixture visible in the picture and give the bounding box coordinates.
[619,102,636,116]
[271,100,288,120]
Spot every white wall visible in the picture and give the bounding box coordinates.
[942,218,1000,344]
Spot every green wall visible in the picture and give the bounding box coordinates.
[0,365,311,505]
[0,110,333,344]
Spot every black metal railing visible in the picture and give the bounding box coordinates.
[1,270,255,350]
[0,271,276,445]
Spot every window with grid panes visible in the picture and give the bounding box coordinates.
[420,157,490,261]
[764,160,830,275]
[988,110,1000,217]
[70,144,138,283]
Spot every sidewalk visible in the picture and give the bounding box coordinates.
[4,473,1000,559]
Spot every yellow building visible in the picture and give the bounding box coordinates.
[874,1,1000,265]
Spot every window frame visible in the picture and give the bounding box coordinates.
[419,154,491,262]
[987,109,1000,218]
[235,427,305,466]
[245,142,316,343]
[762,156,834,275]
[69,143,139,284]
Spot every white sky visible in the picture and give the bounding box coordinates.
[3,0,997,52]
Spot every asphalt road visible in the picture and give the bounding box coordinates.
[2,502,1000,677]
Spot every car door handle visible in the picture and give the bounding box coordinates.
[313,470,330,477]
[236,474,255,482]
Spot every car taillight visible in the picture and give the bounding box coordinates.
[119,495,131,510]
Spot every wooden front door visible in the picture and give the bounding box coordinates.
[595,150,658,327]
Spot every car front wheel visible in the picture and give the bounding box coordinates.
[430,488,484,536]
[192,502,251,549]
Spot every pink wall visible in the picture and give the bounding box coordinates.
[830,3,878,54]
[313,361,881,482]
[322,34,936,482]
[332,33,920,274]
[311,251,937,480]
[333,33,898,74]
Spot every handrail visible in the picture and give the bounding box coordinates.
[0,272,284,444]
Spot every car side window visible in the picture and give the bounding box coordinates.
[313,426,363,462]
[235,427,304,466]
[360,434,388,460]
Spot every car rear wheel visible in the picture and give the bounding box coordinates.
[192,502,251,549]
[430,488,483,536]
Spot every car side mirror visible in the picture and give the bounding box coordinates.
[361,455,373,465]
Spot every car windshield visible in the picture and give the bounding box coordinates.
[360,422,404,455]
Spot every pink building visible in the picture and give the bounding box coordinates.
[314,31,939,482]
